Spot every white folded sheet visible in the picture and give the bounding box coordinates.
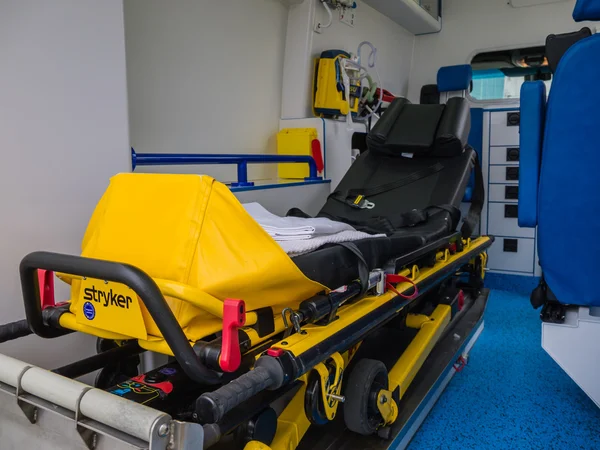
[278,230,384,256]
[243,202,385,256]
[243,202,355,238]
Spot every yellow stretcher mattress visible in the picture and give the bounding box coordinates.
[66,173,325,341]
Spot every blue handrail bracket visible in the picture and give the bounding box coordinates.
[131,148,322,187]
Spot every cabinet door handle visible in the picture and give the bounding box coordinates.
[503,239,519,253]
[507,112,520,127]
[505,204,518,218]
[506,167,520,180]
[505,186,519,200]
[506,147,520,162]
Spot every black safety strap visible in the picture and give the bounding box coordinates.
[336,242,370,296]
[361,209,428,234]
[329,162,444,208]
[460,150,484,238]
[357,203,460,235]
[290,153,479,237]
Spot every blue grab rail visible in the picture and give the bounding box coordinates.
[131,149,322,187]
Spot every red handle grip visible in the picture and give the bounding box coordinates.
[311,139,324,173]
[38,270,55,309]
[220,299,246,373]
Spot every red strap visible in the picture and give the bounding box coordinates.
[311,139,324,173]
[132,374,174,394]
[454,356,468,373]
[220,299,246,373]
[385,274,419,300]
[37,270,56,309]
[376,88,396,103]
[458,290,465,311]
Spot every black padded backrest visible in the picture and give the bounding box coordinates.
[367,97,470,158]
[420,84,441,104]
[318,147,474,238]
[546,27,592,73]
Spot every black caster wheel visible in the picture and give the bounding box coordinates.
[94,338,140,389]
[343,358,388,436]
[96,338,117,354]
[234,407,278,448]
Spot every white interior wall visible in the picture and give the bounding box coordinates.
[0,0,130,368]
[282,0,416,119]
[125,0,415,184]
[124,0,289,182]
[408,0,590,103]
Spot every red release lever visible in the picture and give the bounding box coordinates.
[311,139,324,173]
[38,270,56,309]
[220,299,246,373]
[385,274,419,300]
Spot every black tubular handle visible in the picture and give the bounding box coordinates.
[19,251,221,385]
[198,367,274,423]
[0,319,33,344]
[197,357,284,423]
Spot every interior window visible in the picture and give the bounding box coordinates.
[470,46,552,101]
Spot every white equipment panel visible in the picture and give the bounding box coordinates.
[480,108,541,277]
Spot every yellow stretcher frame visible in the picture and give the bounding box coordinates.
[270,236,490,358]
[242,235,491,450]
[56,236,489,366]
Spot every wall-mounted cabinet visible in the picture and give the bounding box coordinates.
[362,0,442,35]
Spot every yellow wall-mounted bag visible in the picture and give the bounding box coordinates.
[277,128,318,179]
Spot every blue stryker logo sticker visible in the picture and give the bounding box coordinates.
[83,301,96,320]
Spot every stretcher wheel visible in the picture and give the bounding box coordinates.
[94,339,140,389]
[234,407,277,447]
[343,358,388,436]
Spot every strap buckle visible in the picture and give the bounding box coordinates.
[350,195,375,210]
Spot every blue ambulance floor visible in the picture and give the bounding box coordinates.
[408,276,600,450]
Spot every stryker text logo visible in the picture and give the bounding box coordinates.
[83,286,133,309]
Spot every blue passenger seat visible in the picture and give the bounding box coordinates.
[519,0,600,308]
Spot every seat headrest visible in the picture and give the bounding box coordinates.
[437,65,473,92]
[366,97,471,158]
[420,84,441,104]
[546,28,592,73]
[573,0,600,21]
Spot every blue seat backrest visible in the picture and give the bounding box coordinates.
[537,32,600,306]
[573,0,600,21]
[437,65,472,92]
[518,82,546,228]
